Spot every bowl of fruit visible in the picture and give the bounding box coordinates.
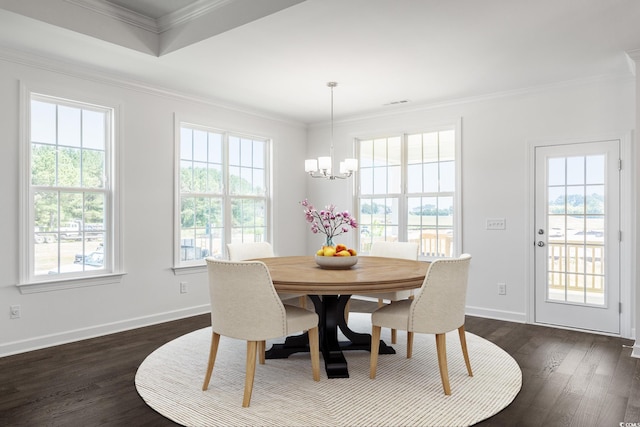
[315,244,358,269]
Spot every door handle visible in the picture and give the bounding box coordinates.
[537,241,545,247]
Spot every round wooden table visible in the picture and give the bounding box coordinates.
[256,256,430,378]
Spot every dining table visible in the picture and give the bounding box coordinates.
[255,255,430,378]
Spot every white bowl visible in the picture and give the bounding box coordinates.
[315,255,358,269]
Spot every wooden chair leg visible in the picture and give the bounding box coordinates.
[435,333,451,395]
[407,331,414,358]
[377,298,384,307]
[458,325,473,377]
[242,341,258,407]
[299,295,307,309]
[258,340,266,365]
[391,328,397,344]
[308,327,321,381]
[370,325,382,379]
[202,332,220,391]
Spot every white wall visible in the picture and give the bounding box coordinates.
[306,76,636,327]
[0,53,308,356]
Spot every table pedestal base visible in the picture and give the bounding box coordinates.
[265,295,395,378]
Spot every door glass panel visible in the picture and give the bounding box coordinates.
[546,155,606,306]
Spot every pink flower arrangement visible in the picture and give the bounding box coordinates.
[300,199,358,245]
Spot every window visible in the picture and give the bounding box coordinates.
[24,93,115,282]
[177,123,270,266]
[357,126,459,259]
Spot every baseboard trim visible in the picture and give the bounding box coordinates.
[465,305,527,323]
[0,305,210,358]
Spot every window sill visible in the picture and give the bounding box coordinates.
[17,272,127,294]
[172,264,207,275]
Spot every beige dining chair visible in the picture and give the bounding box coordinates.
[202,259,321,407]
[349,241,419,343]
[369,254,473,396]
[227,242,307,308]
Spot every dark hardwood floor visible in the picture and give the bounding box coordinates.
[1,299,639,426]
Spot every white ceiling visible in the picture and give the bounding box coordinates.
[0,0,639,124]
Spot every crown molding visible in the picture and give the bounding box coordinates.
[0,46,305,128]
[157,0,233,33]
[64,0,158,33]
[65,0,234,34]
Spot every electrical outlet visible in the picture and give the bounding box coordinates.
[486,218,506,230]
[10,305,20,319]
[180,282,188,294]
[497,283,506,295]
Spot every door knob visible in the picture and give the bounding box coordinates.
[537,241,545,247]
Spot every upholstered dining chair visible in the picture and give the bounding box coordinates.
[349,241,419,343]
[202,259,321,407]
[369,254,473,396]
[227,242,307,308]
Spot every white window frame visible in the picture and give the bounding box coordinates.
[18,85,123,293]
[174,120,271,271]
[355,120,462,260]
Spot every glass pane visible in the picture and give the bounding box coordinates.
[195,197,209,227]
[34,191,58,233]
[388,165,401,193]
[181,197,195,229]
[547,272,565,302]
[585,185,604,215]
[82,109,106,150]
[566,185,585,214]
[31,144,57,186]
[208,132,222,164]
[253,168,265,195]
[586,155,604,185]
[424,163,438,193]
[439,130,455,162]
[207,164,222,193]
[181,161,193,192]
[407,164,422,193]
[192,162,207,192]
[548,187,566,214]
[548,157,565,186]
[240,138,253,167]
[423,132,438,163]
[372,167,387,195]
[359,140,374,168]
[229,136,240,166]
[193,130,208,162]
[229,166,240,194]
[240,167,253,194]
[82,149,105,188]
[388,137,401,166]
[31,100,56,144]
[566,156,585,185]
[58,147,81,187]
[58,105,81,147]
[373,139,387,167]
[439,160,455,192]
[253,140,264,168]
[360,168,373,195]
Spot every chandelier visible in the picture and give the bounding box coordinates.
[305,82,358,180]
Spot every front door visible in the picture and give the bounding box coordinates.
[534,140,620,334]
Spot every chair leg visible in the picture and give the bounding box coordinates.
[258,340,266,365]
[299,295,307,309]
[308,327,321,381]
[391,328,397,344]
[435,333,451,395]
[242,341,258,407]
[202,331,220,391]
[407,331,414,358]
[458,325,473,377]
[377,298,384,308]
[370,325,382,379]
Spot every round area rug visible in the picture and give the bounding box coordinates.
[136,313,521,427]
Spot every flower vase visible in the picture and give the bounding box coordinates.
[325,237,334,247]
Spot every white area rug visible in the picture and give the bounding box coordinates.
[136,313,521,427]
